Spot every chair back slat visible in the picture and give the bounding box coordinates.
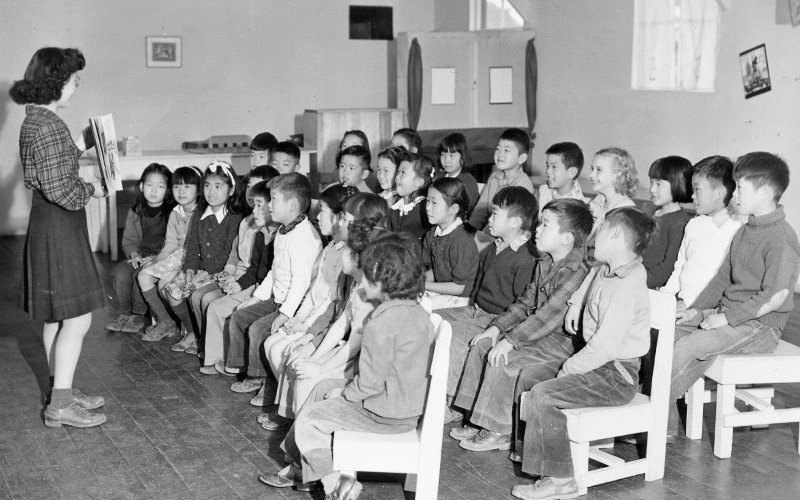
[418,314,451,460]
[645,291,676,415]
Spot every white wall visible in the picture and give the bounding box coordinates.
[528,0,800,235]
[0,0,434,234]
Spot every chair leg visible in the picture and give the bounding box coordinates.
[714,383,735,458]
[404,473,417,493]
[685,378,706,440]
[569,440,589,496]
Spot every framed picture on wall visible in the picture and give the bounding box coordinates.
[739,44,770,99]
[431,67,456,105]
[146,36,182,68]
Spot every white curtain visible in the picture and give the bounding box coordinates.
[632,0,719,91]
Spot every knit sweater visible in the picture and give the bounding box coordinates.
[183,207,242,275]
[155,204,195,262]
[120,205,168,258]
[642,208,691,289]
[474,240,537,315]
[235,230,274,290]
[692,206,800,330]
[390,198,430,242]
[421,223,479,297]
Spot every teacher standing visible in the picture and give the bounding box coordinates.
[10,47,107,428]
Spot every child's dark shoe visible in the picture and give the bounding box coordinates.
[459,429,511,451]
[44,403,106,428]
[260,412,292,431]
[120,314,146,333]
[106,314,131,332]
[449,424,479,441]
[142,322,178,342]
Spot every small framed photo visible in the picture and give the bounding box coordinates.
[739,44,770,99]
[146,36,182,68]
[489,67,513,104]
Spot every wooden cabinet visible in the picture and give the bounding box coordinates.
[302,108,406,184]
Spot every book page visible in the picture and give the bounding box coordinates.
[89,114,122,192]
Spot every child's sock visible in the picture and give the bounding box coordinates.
[171,301,196,334]
[142,287,174,324]
[49,388,73,409]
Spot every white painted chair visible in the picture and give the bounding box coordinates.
[684,339,800,458]
[520,290,675,496]
[331,313,452,500]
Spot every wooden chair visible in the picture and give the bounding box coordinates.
[331,313,452,500]
[520,290,675,495]
[684,339,800,458]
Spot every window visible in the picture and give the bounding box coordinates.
[470,0,525,30]
[631,0,720,92]
[349,6,393,40]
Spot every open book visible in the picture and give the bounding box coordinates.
[89,114,122,193]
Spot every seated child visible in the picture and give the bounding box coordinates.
[642,155,693,289]
[422,177,479,309]
[107,163,172,333]
[537,141,587,214]
[586,147,638,258]
[166,162,243,354]
[660,156,741,309]
[270,141,301,175]
[450,198,592,452]
[261,219,385,430]
[139,166,202,341]
[259,232,434,498]
[438,186,538,400]
[390,127,422,153]
[375,145,407,203]
[668,152,800,437]
[198,180,279,373]
[243,165,280,207]
[250,132,278,169]
[389,153,433,241]
[337,129,381,193]
[469,128,535,232]
[224,173,322,396]
[512,207,655,500]
[435,132,480,215]
[336,145,373,193]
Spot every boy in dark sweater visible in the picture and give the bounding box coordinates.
[450,198,593,452]
[669,152,800,436]
[438,187,539,401]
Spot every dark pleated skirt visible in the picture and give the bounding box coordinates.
[19,190,107,321]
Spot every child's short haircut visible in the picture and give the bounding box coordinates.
[250,180,270,201]
[393,128,422,152]
[249,165,280,183]
[273,141,301,160]
[545,142,584,176]
[343,193,391,230]
[733,152,790,201]
[320,184,359,215]
[360,232,425,300]
[250,132,278,151]
[499,128,531,155]
[269,172,312,213]
[693,155,735,205]
[605,206,657,256]
[491,186,538,232]
[595,147,638,199]
[648,155,693,203]
[437,133,473,171]
[336,145,372,171]
[542,198,594,248]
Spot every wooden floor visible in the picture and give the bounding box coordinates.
[2,235,800,500]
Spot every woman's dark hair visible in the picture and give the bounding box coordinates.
[338,130,370,152]
[437,133,473,173]
[360,232,425,300]
[393,128,422,153]
[343,193,391,230]
[133,163,174,216]
[201,161,244,213]
[320,184,358,215]
[10,47,85,105]
[648,155,693,203]
[430,177,470,222]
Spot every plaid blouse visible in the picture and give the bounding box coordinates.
[20,106,94,211]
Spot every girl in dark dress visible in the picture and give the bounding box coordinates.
[10,47,108,428]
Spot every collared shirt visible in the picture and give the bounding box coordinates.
[495,233,530,254]
[537,182,586,215]
[561,257,650,377]
[468,167,534,230]
[200,205,229,224]
[490,247,589,348]
[434,218,462,237]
